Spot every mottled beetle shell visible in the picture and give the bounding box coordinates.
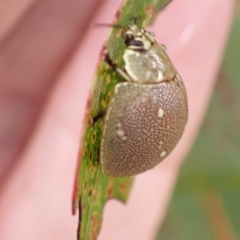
[100,24,188,177]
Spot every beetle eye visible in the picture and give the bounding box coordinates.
[125,38,144,47]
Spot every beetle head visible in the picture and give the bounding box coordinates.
[122,23,155,51]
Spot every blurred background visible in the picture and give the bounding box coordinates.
[157,4,240,240]
[0,1,238,239]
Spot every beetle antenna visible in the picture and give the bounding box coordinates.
[95,23,123,29]
[132,15,142,25]
[159,0,173,11]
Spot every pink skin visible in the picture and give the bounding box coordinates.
[0,0,233,240]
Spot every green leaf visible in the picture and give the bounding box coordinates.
[73,1,167,239]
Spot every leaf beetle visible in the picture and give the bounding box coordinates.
[95,8,188,177]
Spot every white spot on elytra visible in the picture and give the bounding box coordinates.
[160,141,163,145]
[116,129,125,136]
[158,107,164,118]
[116,122,122,128]
[115,121,127,140]
[121,136,127,140]
[160,151,166,157]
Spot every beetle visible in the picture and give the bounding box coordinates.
[96,18,188,177]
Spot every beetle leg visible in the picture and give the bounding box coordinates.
[92,109,107,125]
[89,109,107,127]
[90,52,129,127]
[104,52,131,82]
